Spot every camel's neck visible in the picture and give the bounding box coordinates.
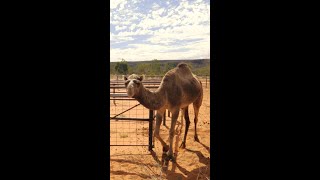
[135,85,166,110]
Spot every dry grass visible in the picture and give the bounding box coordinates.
[119,133,129,138]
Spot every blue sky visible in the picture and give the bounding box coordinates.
[110,0,210,62]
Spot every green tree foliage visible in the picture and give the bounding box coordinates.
[150,59,161,75]
[193,66,210,76]
[110,59,210,76]
[110,63,116,74]
[115,59,129,75]
[164,62,176,72]
[136,63,150,75]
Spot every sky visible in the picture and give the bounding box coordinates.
[110,0,210,62]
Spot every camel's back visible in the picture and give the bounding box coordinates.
[161,63,203,107]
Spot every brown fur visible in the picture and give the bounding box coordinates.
[124,63,203,165]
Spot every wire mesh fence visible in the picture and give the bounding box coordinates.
[109,76,210,151]
[110,74,210,88]
[110,96,154,150]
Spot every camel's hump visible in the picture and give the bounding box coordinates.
[176,63,192,74]
[177,63,189,69]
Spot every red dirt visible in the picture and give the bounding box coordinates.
[110,85,210,180]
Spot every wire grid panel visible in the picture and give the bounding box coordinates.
[110,99,151,146]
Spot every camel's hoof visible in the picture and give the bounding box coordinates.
[161,153,170,170]
[165,153,176,163]
[179,142,186,149]
[162,160,169,172]
[194,135,200,142]
[161,152,167,164]
[163,145,169,153]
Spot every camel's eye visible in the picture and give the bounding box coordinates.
[124,80,130,86]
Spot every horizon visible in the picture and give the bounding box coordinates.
[110,58,210,63]
[110,0,210,62]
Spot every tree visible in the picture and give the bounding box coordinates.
[164,62,176,73]
[136,63,149,75]
[150,59,161,75]
[115,59,129,75]
[110,62,116,74]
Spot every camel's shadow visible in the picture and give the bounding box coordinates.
[150,115,210,179]
[150,139,210,179]
[168,146,210,179]
[110,170,150,179]
[185,148,210,165]
[198,141,210,153]
[165,159,210,180]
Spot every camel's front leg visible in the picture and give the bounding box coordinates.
[153,110,168,150]
[165,109,179,163]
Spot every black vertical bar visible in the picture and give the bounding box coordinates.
[163,110,166,126]
[113,87,115,104]
[148,110,154,151]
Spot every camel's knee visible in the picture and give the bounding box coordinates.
[156,113,162,119]
[186,118,190,126]
[155,115,162,124]
[154,133,159,138]
[194,117,198,124]
[154,130,160,137]
[169,130,175,138]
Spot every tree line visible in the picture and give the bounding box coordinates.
[110,59,210,76]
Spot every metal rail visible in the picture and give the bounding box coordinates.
[110,97,154,151]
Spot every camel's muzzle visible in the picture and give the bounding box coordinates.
[126,86,135,98]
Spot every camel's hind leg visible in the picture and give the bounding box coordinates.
[193,96,202,142]
[179,106,190,148]
[193,105,200,142]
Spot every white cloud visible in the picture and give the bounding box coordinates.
[115,25,127,31]
[110,32,134,43]
[110,0,210,62]
[152,3,161,10]
[110,0,127,9]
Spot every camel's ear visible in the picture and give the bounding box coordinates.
[138,75,143,81]
[124,76,128,81]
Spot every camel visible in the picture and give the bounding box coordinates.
[124,63,203,165]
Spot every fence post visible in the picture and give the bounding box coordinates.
[149,110,154,151]
[163,110,166,126]
[113,86,115,104]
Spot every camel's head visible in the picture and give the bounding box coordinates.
[124,74,144,98]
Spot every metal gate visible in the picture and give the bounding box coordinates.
[110,79,165,151]
[110,94,155,151]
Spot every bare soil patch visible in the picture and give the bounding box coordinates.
[110,86,210,180]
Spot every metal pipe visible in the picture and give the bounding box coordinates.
[110,117,150,121]
[149,110,154,151]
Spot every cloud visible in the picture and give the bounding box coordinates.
[110,0,127,9]
[110,0,210,62]
[115,25,127,31]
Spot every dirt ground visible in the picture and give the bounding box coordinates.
[110,85,210,180]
